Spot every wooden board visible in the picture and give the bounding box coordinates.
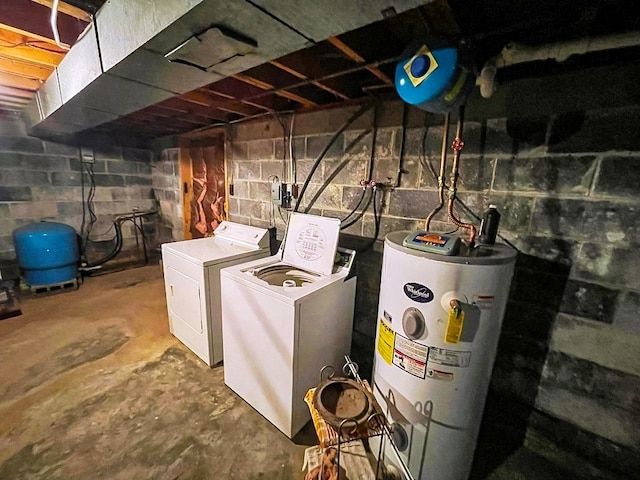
[180,132,227,240]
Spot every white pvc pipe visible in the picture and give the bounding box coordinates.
[50,0,63,48]
[478,31,640,98]
[497,31,640,67]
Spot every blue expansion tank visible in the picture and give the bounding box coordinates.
[13,222,79,286]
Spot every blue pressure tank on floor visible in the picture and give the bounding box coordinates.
[13,222,79,286]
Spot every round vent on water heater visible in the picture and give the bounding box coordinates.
[395,37,475,113]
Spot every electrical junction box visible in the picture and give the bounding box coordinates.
[271,181,281,203]
[81,147,94,163]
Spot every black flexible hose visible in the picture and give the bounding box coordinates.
[341,188,367,226]
[81,209,157,269]
[81,219,124,268]
[303,129,371,214]
[341,188,373,230]
[358,188,381,253]
[294,102,374,213]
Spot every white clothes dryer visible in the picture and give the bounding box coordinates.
[220,213,357,438]
[161,221,269,367]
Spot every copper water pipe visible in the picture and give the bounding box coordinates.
[424,112,450,231]
[447,105,477,245]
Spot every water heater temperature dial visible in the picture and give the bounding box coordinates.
[402,307,427,339]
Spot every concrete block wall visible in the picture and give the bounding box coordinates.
[0,114,157,263]
[152,148,183,243]
[228,99,640,477]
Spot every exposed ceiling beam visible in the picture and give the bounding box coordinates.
[0,56,53,80]
[0,84,35,99]
[243,53,401,104]
[269,60,350,101]
[0,70,41,90]
[30,0,92,22]
[233,72,317,107]
[0,28,65,66]
[0,0,87,46]
[181,91,220,107]
[205,87,273,113]
[327,36,393,85]
[181,90,259,117]
[130,108,209,128]
[0,22,68,50]
[0,96,28,105]
[157,99,229,122]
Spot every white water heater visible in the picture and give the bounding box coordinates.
[372,231,516,480]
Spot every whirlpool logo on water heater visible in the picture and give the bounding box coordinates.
[403,282,434,303]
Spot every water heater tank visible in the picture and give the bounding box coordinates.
[13,222,79,286]
[372,231,516,480]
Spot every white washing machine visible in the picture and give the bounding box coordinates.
[161,221,269,367]
[372,231,516,480]
[220,213,357,438]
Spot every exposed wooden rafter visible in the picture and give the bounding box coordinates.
[30,0,93,22]
[205,87,273,113]
[326,36,393,85]
[0,71,42,90]
[181,90,260,117]
[0,56,53,80]
[0,28,66,67]
[234,72,317,108]
[0,84,35,99]
[158,98,229,122]
[0,0,87,46]
[269,60,351,101]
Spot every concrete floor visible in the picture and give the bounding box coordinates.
[0,263,573,480]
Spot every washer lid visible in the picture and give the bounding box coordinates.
[282,213,340,275]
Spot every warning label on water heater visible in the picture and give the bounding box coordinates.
[429,347,471,367]
[378,319,429,379]
[377,319,395,365]
[393,334,428,379]
[472,294,495,310]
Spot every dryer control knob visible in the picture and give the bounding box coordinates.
[402,307,426,339]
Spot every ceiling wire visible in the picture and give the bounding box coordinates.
[0,39,67,53]
[50,0,70,51]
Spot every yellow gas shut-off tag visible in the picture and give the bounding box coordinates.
[445,307,464,344]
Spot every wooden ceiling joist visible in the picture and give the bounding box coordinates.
[204,87,273,113]
[131,108,210,128]
[0,70,41,90]
[0,95,27,105]
[0,0,87,47]
[30,0,92,22]
[181,90,259,117]
[158,98,229,122]
[326,36,393,85]
[0,84,34,99]
[233,72,317,108]
[0,28,65,66]
[269,60,350,101]
[0,56,53,80]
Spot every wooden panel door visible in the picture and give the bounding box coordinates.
[180,133,227,240]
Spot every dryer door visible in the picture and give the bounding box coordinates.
[165,266,203,335]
